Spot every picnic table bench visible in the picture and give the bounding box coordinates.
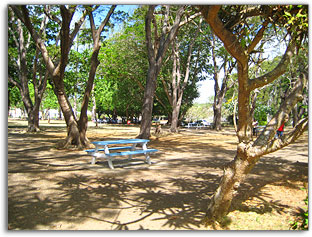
[85,139,158,169]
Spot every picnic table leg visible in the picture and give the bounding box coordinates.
[129,144,137,160]
[145,153,151,165]
[103,145,114,169]
[142,142,151,165]
[107,158,114,169]
[91,146,100,164]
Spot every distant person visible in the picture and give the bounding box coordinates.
[252,119,258,136]
[276,122,285,138]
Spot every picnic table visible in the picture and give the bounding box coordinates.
[85,139,158,169]
[254,125,265,136]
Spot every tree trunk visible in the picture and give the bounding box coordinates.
[213,104,222,131]
[205,153,251,221]
[52,81,82,147]
[138,5,185,139]
[76,5,116,146]
[26,104,40,132]
[170,24,198,133]
[138,65,158,139]
[199,5,307,223]
[170,104,180,132]
[91,89,98,127]
[77,49,100,148]
[8,13,48,132]
[170,39,179,133]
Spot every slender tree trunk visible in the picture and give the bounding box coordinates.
[170,23,199,133]
[170,40,179,133]
[91,88,98,127]
[138,5,185,139]
[8,12,48,132]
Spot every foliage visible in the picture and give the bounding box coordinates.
[96,9,147,119]
[185,103,213,121]
[41,83,59,110]
[290,193,308,230]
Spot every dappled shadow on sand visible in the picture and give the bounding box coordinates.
[8,128,308,230]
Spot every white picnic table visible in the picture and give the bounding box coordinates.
[85,139,158,169]
[254,125,265,136]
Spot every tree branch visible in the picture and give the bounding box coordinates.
[12,5,56,75]
[250,117,308,158]
[247,19,269,54]
[179,12,201,27]
[248,39,296,91]
[253,69,307,149]
[43,5,61,25]
[96,5,116,41]
[69,8,88,49]
[156,5,185,64]
[200,5,248,65]
[8,75,22,90]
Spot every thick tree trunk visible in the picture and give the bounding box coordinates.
[138,65,158,139]
[205,62,251,221]
[53,82,82,147]
[170,107,180,132]
[205,153,251,221]
[27,106,40,132]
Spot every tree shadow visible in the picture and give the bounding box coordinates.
[8,172,220,230]
[8,128,308,230]
[230,154,308,216]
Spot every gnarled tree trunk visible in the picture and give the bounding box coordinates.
[200,5,308,223]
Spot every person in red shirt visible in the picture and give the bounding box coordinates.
[276,122,285,138]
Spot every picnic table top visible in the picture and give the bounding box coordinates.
[92,139,150,146]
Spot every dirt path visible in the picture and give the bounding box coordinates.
[8,120,308,230]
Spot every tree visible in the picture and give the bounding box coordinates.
[8,6,49,132]
[77,5,116,146]
[209,33,235,131]
[138,5,200,138]
[169,19,201,132]
[94,13,146,121]
[199,5,308,222]
[11,5,115,148]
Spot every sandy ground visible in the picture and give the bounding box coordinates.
[8,120,308,230]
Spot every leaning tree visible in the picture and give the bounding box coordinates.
[199,5,308,222]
